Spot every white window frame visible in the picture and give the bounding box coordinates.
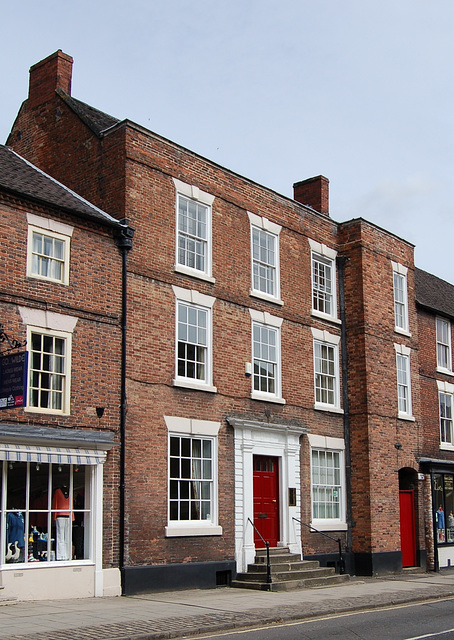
[437,380,454,450]
[19,307,78,416]
[437,317,452,374]
[392,261,410,335]
[308,434,347,532]
[26,213,73,286]
[248,212,282,305]
[164,416,222,537]
[173,178,215,283]
[249,309,284,404]
[172,286,216,393]
[309,239,339,323]
[394,343,413,420]
[311,328,342,413]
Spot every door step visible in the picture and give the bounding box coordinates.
[232,547,350,592]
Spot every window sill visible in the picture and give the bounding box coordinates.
[174,264,215,283]
[397,413,415,422]
[314,403,344,414]
[173,379,217,393]
[440,443,454,452]
[251,392,286,404]
[249,289,283,306]
[165,524,223,537]
[311,310,341,325]
[437,367,454,377]
[394,327,412,338]
[24,406,69,416]
[311,521,348,532]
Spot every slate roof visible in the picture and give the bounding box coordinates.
[415,267,454,319]
[0,145,122,226]
[0,423,115,448]
[57,89,120,136]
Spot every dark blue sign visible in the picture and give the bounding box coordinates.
[0,351,28,409]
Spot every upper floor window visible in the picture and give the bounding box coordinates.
[249,309,284,404]
[248,212,282,304]
[26,214,73,285]
[309,239,338,322]
[438,381,454,449]
[311,328,341,411]
[392,261,409,334]
[394,343,412,419]
[173,178,214,283]
[19,307,78,416]
[172,286,216,393]
[437,317,452,372]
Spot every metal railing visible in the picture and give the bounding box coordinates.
[247,517,272,585]
[293,517,345,574]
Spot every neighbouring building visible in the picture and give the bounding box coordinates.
[0,143,131,599]
[3,50,454,597]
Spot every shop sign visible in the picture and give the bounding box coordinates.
[0,351,28,409]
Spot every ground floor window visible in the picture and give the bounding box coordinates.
[308,434,346,530]
[1,461,92,565]
[433,473,454,544]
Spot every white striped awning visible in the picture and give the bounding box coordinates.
[0,443,107,465]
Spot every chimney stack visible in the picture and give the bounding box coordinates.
[28,50,73,109]
[293,176,329,216]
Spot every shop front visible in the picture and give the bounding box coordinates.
[0,424,118,600]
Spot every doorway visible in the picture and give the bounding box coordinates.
[253,455,279,547]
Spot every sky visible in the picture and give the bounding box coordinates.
[2,0,454,282]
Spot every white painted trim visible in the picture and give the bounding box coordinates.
[311,328,340,345]
[247,211,282,236]
[165,524,223,537]
[391,260,408,276]
[249,308,283,327]
[172,178,215,206]
[437,380,454,394]
[171,286,215,308]
[164,416,221,436]
[308,238,337,260]
[27,213,74,237]
[394,343,411,356]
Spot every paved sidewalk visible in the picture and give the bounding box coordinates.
[2,571,454,640]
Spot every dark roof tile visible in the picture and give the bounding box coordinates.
[415,267,454,319]
[0,145,121,226]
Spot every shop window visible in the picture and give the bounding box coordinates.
[1,462,91,565]
[433,473,454,545]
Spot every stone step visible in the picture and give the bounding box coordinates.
[254,553,304,565]
[236,566,336,583]
[250,559,320,572]
[231,573,350,592]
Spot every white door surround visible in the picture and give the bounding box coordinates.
[227,416,307,573]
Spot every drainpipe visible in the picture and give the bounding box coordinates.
[336,256,353,564]
[115,220,134,593]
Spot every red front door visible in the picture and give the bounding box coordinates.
[399,490,416,567]
[253,455,279,547]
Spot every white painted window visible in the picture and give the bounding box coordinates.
[394,343,412,418]
[392,262,409,334]
[26,215,73,285]
[172,287,216,392]
[437,317,452,372]
[248,212,282,304]
[19,307,78,416]
[311,329,341,411]
[164,416,222,537]
[308,435,346,531]
[250,309,284,403]
[309,239,338,321]
[173,178,214,282]
[438,381,454,450]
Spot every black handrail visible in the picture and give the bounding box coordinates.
[247,518,272,585]
[293,517,345,574]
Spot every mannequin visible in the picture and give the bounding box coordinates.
[52,486,74,560]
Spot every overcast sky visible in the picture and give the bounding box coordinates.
[2,1,454,282]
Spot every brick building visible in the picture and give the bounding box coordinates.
[3,50,454,596]
[0,144,130,599]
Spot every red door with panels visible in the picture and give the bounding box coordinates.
[253,455,279,548]
[399,490,416,567]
